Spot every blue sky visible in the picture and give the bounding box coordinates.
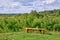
[0,0,60,13]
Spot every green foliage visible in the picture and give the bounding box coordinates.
[0,9,60,32]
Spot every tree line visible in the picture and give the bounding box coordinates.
[0,9,60,33]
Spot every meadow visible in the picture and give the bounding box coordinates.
[0,10,60,40]
[0,32,60,40]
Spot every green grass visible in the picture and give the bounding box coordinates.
[0,32,60,40]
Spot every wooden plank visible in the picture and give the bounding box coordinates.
[25,28,45,34]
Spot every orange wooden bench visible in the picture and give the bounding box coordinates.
[25,28,45,34]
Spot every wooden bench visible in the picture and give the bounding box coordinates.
[25,28,45,34]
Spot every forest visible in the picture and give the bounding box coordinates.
[0,9,60,33]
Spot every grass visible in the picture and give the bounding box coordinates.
[0,31,60,40]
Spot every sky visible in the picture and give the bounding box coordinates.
[0,0,60,13]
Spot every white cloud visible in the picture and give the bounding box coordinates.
[33,0,44,6]
[9,2,21,8]
[30,0,56,7]
[45,0,56,4]
[0,0,59,13]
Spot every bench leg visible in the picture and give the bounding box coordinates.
[41,30,45,34]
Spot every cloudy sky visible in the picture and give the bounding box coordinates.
[0,0,60,13]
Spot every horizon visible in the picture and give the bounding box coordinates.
[0,9,59,14]
[0,0,60,14]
